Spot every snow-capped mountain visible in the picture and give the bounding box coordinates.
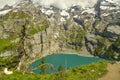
[0,0,119,19]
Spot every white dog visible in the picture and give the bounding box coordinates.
[4,68,13,75]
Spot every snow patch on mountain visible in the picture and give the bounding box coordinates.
[82,8,95,14]
[60,17,66,22]
[0,9,11,15]
[60,10,69,16]
[40,8,54,16]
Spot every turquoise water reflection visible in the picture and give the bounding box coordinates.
[30,54,102,74]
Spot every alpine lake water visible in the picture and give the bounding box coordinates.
[29,53,103,74]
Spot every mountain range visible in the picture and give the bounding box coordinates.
[0,0,120,69]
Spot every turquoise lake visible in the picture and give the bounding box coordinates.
[29,54,102,74]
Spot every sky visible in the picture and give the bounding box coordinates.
[0,0,119,10]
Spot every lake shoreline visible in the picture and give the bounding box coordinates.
[57,52,94,57]
[40,52,94,59]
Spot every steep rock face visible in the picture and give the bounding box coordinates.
[0,2,50,70]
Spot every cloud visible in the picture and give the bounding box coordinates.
[32,0,98,9]
[0,0,21,9]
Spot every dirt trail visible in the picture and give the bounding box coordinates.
[98,62,120,80]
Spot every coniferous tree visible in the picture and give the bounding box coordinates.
[40,58,46,74]
[58,64,64,72]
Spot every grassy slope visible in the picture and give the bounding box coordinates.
[0,61,108,80]
[0,38,18,52]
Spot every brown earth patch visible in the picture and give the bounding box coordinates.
[98,62,120,80]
